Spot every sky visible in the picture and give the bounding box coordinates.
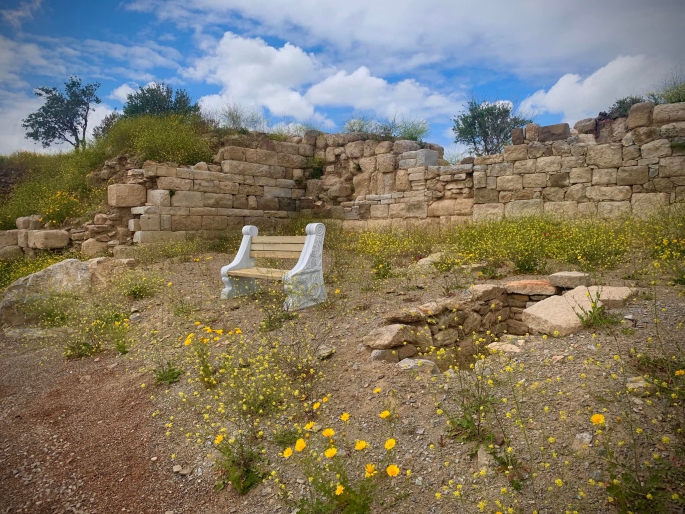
[1,0,684,155]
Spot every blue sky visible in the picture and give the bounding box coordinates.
[1,0,684,154]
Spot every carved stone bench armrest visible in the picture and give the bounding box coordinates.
[283,223,327,310]
[220,225,258,299]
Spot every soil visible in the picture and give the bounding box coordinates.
[1,251,684,513]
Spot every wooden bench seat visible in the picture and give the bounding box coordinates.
[220,223,327,311]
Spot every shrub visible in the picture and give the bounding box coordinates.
[602,96,645,119]
[648,65,685,104]
[96,114,213,164]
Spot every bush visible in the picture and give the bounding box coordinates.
[602,96,645,119]
[97,114,213,164]
[648,66,685,104]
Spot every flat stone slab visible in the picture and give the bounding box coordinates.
[363,324,416,349]
[370,349,399,364]
[397,358,439,374]
[487,342,521,353]
[384,307,426,323]
[522,295,584,337]
[505,280,558,296]
[563,285,633,309]
[469,284,505,301]
[549,271,590,289]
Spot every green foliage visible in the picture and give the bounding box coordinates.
[306,156,326,179]
[153,361,184,385]
[64,304,129,359]
[574,290,622,328]
[22,76,101,150]
[215,437,264,494]
[97,114,213,164]
[92,110,122,140]
[452,98,531,156]
[123,82,199,117]
[117,272,163,300]
[602,96,645,119]
[343,113,430,141]
[217,102,269,132]
[0,253,73,290]
[647,65,685,104]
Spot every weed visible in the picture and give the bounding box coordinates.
[153,361,184,385]
[215,437,264,494]
[273,428,299,448]
[574,290,622,328]
[117,272,163,300]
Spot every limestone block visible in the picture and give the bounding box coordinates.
[632,127,660,146]
[472,203,504,221]
[376,153,397,173]
[586,144,623,168]
[328,185,353,198]
[497,175,523,190]
[127,219,141,232]
[466,171,483,190]
[147,189,171,206]
[525,123,540,142]
[474,154,503,165]
[344,141,365,159]
[549,271,590,288]
[570,167,592,184]
[156,177,192,191]
[28,230,70,249]
[542,187,565,202]
[641,139,672,159]
[15,217,30,230]
[81,238,108,256]
[626,102,654,129]
[393,140,420,154]
[512,127,524,144]
[522,296,584,336]
[660,121,685,138]
[454,199,475,215]
[577,202,597,216]
[0,245,23,260]
[658,156,685,178]
[548,172,570,187]
[171,191,204,207]
[504,199,543,218]
[0,229,18,248]
[238,184,264,196]
[561,155,585,168]
[623,145,641,161]
[171,216,202,231]
[631,193,670,218]
[264,186,292,198]
[536,156,562,172]
[527,141,548,158]
[597,201,632,219]
[523,173,547,188]
[133,231,187,244]
[139,214,161,231]
[358,156,376,174]
[592,168,618,185]
[653,103,685,125]
[585,186,632,201]
[503,144,528,162]
[202,216,228,230]
[544,201,578,217]
[505,279,558,296]
[108,184,147,207]
[278,153,307,168]
[617,166,649,185]
[363,324,418,349]
[513,159,537,174]
[370,204,389,218]
[375,141,394,154]
[203,193,233,208]
[388,202,427,218]
[221,160,285,179]
[538,123,570,142]
[489,162,513,177]
[574,118,597,134]
[416,149,439,166]
[474,188,499,203]
[224,147,246,161]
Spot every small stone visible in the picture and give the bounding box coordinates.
[151,457,157,461]
[173,465,182,473]
[504,280,558,296]
[317,345,336,360]
[397,359,439,374]
[384,307,426,323]
[487,342,521,353]
[370,349,400,364]
[469,284,505,301]
[416,427,425,435]
[179,467,191,476]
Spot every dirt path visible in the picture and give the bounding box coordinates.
[0,333,230,514]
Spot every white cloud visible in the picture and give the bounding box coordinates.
[0,34,62,88]
[108,82,138,103]
[1,0,41,28]
[520,55,671,123]
[124,0,685,78]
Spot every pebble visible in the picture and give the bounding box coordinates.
[172,465,182,473]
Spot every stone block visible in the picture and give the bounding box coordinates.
[474,154,504,165]
[375,141,394,154]
[416,149,439,166]
[28,230,70,249]
[660,121,685,138]
[156,177,193,191]
[128,219,141,232]
[203,193,233,208]
[623,145,641,161]
[0,229,18,248]
[358,156,376,174]
[238,184,264,196]
[585,186,632,201]
[538,123,570,142]
[133,231,187,244]
[626,102,654,129]
[224,146,245,161]
[139,214,160,231]
[548,172,570,187]
[370,204,389,218]
[511,128,524,145]
[171,191,204,207]
[597,201,632,219]
[544,201,578,217]
[81,238,108,256]
[586,144,623,168]
[632,126,660,145]
[592,168,618,185]
[504,199,543,218]
[513,159,537,174]
[527,141,549,158]
[147,189,171,206]
[504,144,528,161]
[0,245,23,260]
[658,156,685,178]
[15,217,30,230]
[631,193,670,218]
[522,295,584,336]
[107,184,147,207]
[393,140,420,154]
[345,140,365,159]
[388,202,427,218]
[222,160,285,179]
[574,117,597,134]
[641,139,672,159]
[536,156,562,172]
[497,175,523,190]
[472,203,504,221]
[263,186,292,198]
[542,187,565,202]
[474,188,500,203]
[525,123,540,142]
[570,167,592,183]
[617,166,649,185]
[561,155,585,168]
[376,153,397,173]
[202,216,228,230]
[171,215,202,231]
[489,162,513,177]
[523,173,547,188]
[473,170,487,188]
[653,103,685,125]
[505,279,558,296]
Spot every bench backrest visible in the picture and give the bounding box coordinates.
[250,236,307,259]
